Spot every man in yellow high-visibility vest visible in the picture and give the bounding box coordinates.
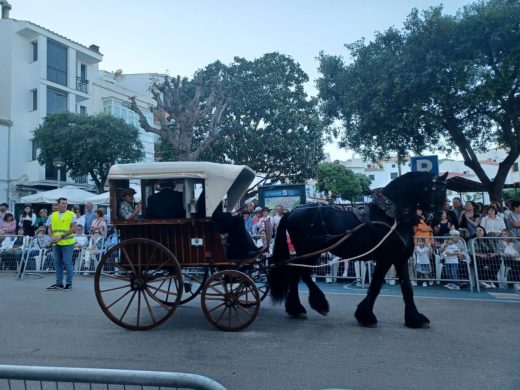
[46,197,77,291]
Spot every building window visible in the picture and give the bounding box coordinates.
[513,163,519,172]
[47,87,67,114]
[31,41,38,61]
[31,89,37,110]
[45,164,66,181]
[47,39,68,86]
[74,175,88,184]
[79,105,87,116]
[368,175,375,181]
[390,172,398,180]
[31,140,37,161]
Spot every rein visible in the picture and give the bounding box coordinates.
[286,220,398,269]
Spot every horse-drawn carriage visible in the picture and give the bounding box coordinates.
[94,162,267,331]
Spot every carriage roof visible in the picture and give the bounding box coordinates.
[108,161,256,216]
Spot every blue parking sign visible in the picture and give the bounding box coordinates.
[411,156,439,175]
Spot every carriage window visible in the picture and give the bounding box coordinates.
[144,179,186,219]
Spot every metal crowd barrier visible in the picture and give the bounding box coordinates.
[469,236,520,292]
[312,235,475,291]
[0,364,227,390]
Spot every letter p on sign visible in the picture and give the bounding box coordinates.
[411,156,439,175]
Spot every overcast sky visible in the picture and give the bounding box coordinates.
[9,0,472,160]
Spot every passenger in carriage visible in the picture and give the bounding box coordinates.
[145,179,185,219]
[119,188,142,220]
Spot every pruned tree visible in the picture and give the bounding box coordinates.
[318,0,520,202]
[33,112,144,193]
[130,65,227,161]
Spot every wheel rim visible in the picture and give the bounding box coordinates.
[201,270,260,331]
[94,238,182,330]
[180,266,209,305]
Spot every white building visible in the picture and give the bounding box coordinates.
[0,2,156,207]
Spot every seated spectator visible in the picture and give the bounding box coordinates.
[119,188,141,220]
[469,226,500,288]
[243,210,253,234]
[105,227,120,252]
[145,180,185,219]
[0,228,29,270]
[458,201,480,239]
[498,230,520,291]
[0,212,17,235]
[414,207,432,246]
[505,200,520,236]
[82,228,104,273]
[73,225,89,265]
[480,206,506,236]
[34,209,48,228]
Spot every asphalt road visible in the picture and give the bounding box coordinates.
[0,273,519,390]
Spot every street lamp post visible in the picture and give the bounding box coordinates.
[52,156,65,189]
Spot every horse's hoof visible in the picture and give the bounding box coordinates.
[359,322,378,328]
[290,313,308,320]
[316,310,328,317]
[354,310,378,328]
[405,313,430,329]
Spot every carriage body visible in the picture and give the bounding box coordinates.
[94,162,263,331]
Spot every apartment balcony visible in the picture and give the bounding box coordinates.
[76,77,89,93]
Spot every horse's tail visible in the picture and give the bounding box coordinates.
[268,213,292,303]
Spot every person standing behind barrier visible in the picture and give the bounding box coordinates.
[498,230,520,291]
[18,204,37,236]
[45,203,58,227]
[0,212,16,235]
[480,205,506,236]
[505,200,520,237]
[414,208,432,246]
[46,197,77,291]
[83,202,95,234]
[450,197,465,220]
[90,209,107,238]
[458,201,480,239]
[469,226,499,289]
[441,235,461,290]
[414,238,433,287]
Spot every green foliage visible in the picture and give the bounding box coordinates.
[317,0,520,202]
[503,189,520,202]
[203,52,325,185]
[316,162,368,202]
[33,113,144,192]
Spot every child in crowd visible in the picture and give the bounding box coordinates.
[441,235,461,290]
[414,238,432,287]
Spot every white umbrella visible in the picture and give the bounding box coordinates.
[21,186,96,204]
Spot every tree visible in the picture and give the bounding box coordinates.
[33,113,144,193]
[317,0,520,202]
[132,53,325,186]
[203,53,325,186]
[130,65,227,162]
[316,162,367,203]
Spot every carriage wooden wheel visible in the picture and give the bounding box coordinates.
[180,266,209,305]
[237,256,270,304]
[94,238,182,330]
[201,270,260,331]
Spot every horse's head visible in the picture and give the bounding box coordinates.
[381,171,447,225]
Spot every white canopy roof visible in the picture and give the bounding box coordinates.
[108,162,256,216]
[21,186,96,205]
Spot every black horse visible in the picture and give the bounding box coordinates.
[269,171,447,328]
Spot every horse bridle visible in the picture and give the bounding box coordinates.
[423,176,446,223]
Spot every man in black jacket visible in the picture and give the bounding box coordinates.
[145,180,185,219]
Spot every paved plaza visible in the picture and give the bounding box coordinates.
[0,273,519,390]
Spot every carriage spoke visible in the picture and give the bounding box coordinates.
[118,290,137,322]
[100,272,132,282]
[105,288,134,310]
[144,287,177,310]
[141,290,158,324]
[205,301,227,314]
[99,283,131,294]
[120,246,138,276]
